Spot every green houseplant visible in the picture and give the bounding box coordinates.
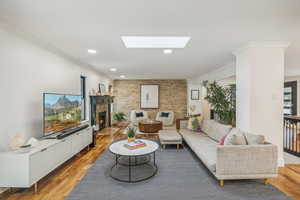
[126,127,137,142]
[203,81,236,125]
[113,112,126,122]
[192,118,200,130]
[113,112,126,127]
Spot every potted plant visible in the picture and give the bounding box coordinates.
[112,112,126,127]
[126,127,137,142]
[203,81,236,125]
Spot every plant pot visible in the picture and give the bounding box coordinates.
[217,120,232,125]
[113,121,127,128]
[127,137,135,143]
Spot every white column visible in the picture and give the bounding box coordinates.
[233,42,289,167]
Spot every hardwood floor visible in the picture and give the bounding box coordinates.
[1,127,300,200]
[269,165,300,200]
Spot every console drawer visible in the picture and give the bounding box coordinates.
[29,145,56,185]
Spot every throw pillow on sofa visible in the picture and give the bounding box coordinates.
[160,112,169,118]
[206,120,232,142]
[135,112,144,118]
[201,119,212,134]
[224,128,247,145]
[244,133,265,145]
[215,122,232,141]
[219,135,227,145]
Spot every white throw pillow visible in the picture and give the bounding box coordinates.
[211,122,232,142]
[244,133,265,145]
[224,128,247,145]
[203,120,232,142]
[201,119,213,134]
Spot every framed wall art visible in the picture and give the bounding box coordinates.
[191,89,200,100]
[99,83,106,94]
[140,84,160,109]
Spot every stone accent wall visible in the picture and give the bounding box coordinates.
[113,80,187,120]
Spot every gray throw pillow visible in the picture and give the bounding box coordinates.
[207,121,232,142]
[201,119,213,134]
[224,128,247,145]
[231,135,247,145]
[244,133,265,145]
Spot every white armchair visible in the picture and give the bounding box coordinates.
[129,110,149,126]
[156,111,174,126]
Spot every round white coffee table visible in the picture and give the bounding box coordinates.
[109,139,159,183]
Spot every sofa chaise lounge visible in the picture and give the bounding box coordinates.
[178,119,278,186]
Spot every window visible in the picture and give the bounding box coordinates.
[80,76,86,120]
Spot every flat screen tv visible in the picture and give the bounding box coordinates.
[43,93,82,136]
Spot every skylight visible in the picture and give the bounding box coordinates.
[121,36,191,48]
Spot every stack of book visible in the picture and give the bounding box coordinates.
[124,140,147,150]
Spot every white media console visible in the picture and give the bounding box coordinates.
[0,126,92,191]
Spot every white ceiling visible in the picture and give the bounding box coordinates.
[0,0,299,79]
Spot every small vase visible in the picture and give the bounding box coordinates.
[128,137,135,142]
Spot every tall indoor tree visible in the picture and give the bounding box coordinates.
[203,81,236,125]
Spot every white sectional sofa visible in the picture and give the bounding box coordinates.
[178,119,278,186]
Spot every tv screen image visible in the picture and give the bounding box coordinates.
[44,93,82,135]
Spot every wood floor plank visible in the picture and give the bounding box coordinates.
[1,128,300,200]
[269,165,300,199]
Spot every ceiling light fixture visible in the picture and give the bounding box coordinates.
[110,68,117,72]
[163,49,173,54]
[121,36,191,48]
[120,75,126,78]
[87,49,97,54]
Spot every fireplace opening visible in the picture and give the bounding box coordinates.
[98,111,106,131]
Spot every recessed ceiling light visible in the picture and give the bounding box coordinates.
[121,36,191,48]
[87,49,97,54]
[163,49,173,54]
[110,68,117,72]
[120,75,126,78]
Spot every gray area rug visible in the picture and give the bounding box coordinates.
[67,143,290,200]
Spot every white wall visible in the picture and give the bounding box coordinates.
[188,62,236,119]
[188,62,235,83]
[187,84,202,115]
[0,28,110,151]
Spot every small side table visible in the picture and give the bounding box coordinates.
[109,139,159,183]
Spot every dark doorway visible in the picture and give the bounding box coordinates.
[80,76,87,120]
[284,81,297,116]
[98,111,107,131]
